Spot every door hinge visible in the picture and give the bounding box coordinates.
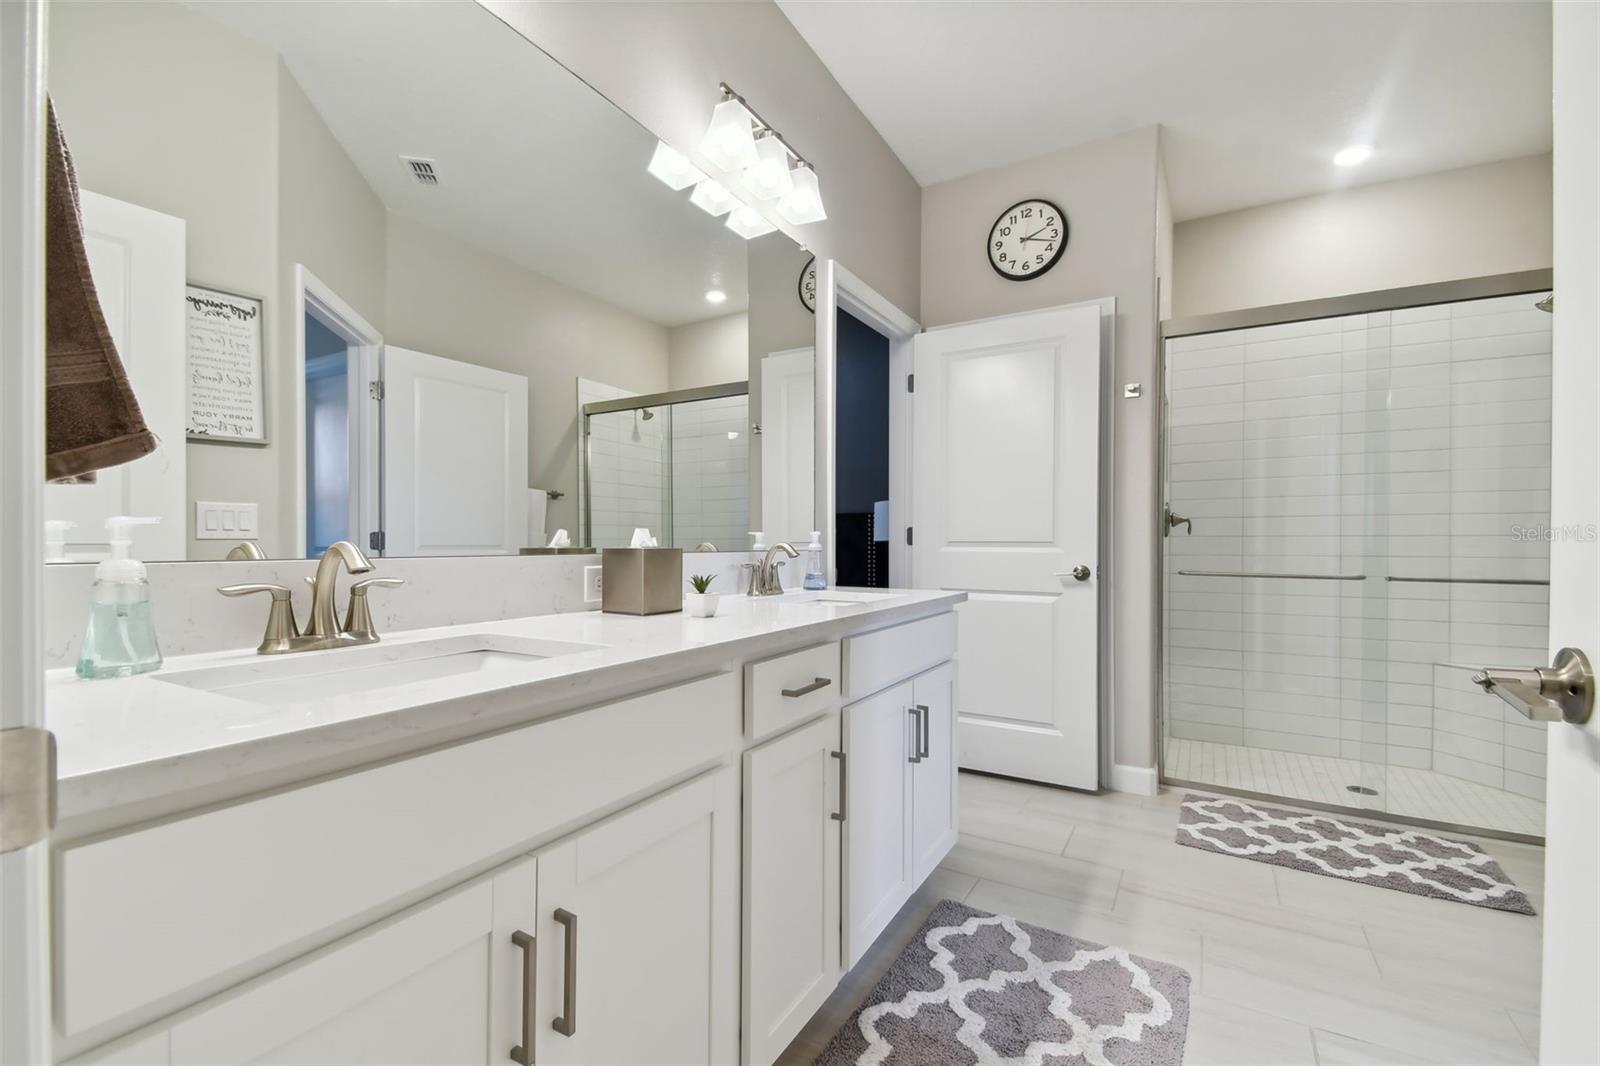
[0,726,56,853]
[369,380,385,401]
[906,373,915,393]
[905,526,914,546]
[369,530,386,551]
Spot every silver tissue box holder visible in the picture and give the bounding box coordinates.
[601,547,684,615]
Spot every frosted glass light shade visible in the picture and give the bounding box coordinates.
[776,163,827,225]
[690,178,738,217]
[726,204,776,240]
[646,141,705,190]
[740,135,795,201]
[699,98,760,172]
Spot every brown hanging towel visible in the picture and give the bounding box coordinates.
[44,98,158,483]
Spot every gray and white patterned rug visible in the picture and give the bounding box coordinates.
[1176,793,1535,914]
[813,899,1191,1066]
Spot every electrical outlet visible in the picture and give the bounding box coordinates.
[583,565,603,604]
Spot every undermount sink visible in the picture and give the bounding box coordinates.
[154,634,605,706]
[778,590,900,608]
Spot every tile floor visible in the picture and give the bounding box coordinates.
[779,772,1544,1065]
[1164,736,1546,839]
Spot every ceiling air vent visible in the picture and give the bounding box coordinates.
[401,156,440,186]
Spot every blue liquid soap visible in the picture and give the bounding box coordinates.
[76,515,164,679]
[803,531,827,591]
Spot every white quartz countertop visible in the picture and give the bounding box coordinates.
[47,588,963,831]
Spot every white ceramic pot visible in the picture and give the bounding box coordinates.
[685,592,720,618]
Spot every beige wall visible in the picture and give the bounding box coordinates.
[1173,154,1553,317]
[49,0,284,559]
[481,0,921,322]
[667,312,749,389]
[920,125,1167,774]
[384,215,669,536]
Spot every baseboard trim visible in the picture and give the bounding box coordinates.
[1110,763,1158,796]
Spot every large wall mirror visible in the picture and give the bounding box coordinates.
[42,0,814,561]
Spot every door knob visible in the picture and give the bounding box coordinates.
[1056,565,1091,582]
[1471,647,1593,724]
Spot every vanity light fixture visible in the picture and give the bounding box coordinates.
[646,140,705,190]
[705,288,728,304]
[1333,144,1373,167]
[726,204,776,240]
[741,133,795,201]
[700,96,761,172]
[690,177,739,217]
[776,162,827,225]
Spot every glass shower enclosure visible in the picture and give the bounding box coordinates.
[1159,273,1554,840]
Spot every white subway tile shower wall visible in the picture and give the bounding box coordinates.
[578,378,668,549]
[1163,293,1551,812]
[670,394,749,551]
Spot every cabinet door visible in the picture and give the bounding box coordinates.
[911,662,959,884]
[537,768,739,1066]
[165,857,538,1066]
[742,713,842,1066]
[842,681,916,969]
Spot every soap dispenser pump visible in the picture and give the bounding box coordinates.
[76,516,163,679]
[803,530,826,590]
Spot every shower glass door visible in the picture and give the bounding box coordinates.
[1160,283,1553,839]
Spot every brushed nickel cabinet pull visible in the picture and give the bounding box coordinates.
[907,708,922,763]
[782,677,832,698]
[831,750,847,822]
[553,909,578,1037]
[915,704,931,759]
[510,930,536,1065]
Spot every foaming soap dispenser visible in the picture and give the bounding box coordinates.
[77,516,163,679]
[803,530,826,590]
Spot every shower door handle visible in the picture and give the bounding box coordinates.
[1471,648,1594,725]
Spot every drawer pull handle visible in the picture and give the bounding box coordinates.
[510,930,536,1065]
[553,909,578,1037]
[916,704,931,759]
[831,750,847,822]
[782,677,832,698]
[907,708,922,764]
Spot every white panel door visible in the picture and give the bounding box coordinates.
[741,713,841,1066]
[842,681,915,968]
[1541,4,1600,1060]
[913,303,1103,789]
[45,191,186,560]
[910,662,958,884]
[536,769,739,1066]
[759,346,815,545]
[382,346,528,556]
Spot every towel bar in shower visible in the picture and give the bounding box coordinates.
[1175,570,1366,581]
[1385,576,1549,586]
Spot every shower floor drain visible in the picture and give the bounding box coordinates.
[1345,785,1380,796]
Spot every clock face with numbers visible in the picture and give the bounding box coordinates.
[798,256,818,313]
[988,198,1067,281]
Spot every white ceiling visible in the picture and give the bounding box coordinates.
[196,1,755,327]
[777,0,1553,220]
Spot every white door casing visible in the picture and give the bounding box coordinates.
[1540,4,1600,1061]
[381,345,528,556]
[759,346,815,545]
[913,302,1105,790]
[44,191,186,560]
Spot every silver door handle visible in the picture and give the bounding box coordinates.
[907,708,922,763]
[781,677,832,698]
[1055,565,1091,582]
[1471,647,1593,724]
[831,749,847,822]
[915,704,930,759]
[510,930,536,1065]
[552,908,577,1037]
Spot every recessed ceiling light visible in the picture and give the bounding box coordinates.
[1333,144,1373,168]
[705,289,727,304]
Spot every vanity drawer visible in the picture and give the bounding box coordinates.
[744,641,841,742]
[56,671,738,1041]
[842,612,958,699]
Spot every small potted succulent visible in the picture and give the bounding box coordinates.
[685,573,720,618]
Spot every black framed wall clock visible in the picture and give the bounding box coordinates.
[798,256,817,313]
[988,198,1068,281]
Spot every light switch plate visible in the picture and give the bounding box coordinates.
[195,501,259,541]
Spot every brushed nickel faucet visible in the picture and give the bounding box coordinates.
[219,540,404,654]
[743,542,799,596]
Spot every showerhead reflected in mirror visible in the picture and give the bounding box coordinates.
[41,0,808,560]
